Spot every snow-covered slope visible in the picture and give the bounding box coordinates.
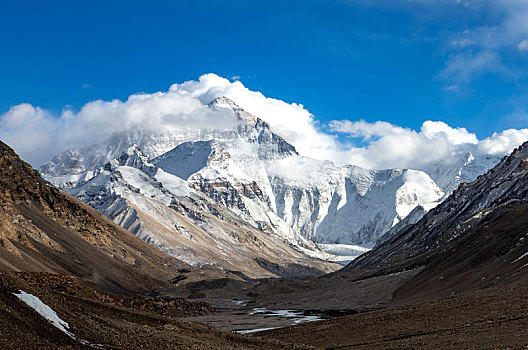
[265,157,444,245]
[68,148,337,277]
[422,152,502,196]
[40,97,498,259]
[346,142,528,298]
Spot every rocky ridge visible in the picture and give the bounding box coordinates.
[343,141,528,301]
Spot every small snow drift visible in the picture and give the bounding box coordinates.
[14,290,104,348]
[14,290,71,335]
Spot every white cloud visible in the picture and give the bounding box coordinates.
[421,120,478,145]
[0,104,62,165]
[0,78,238,166]
[328,119,485,170]
[1,74,527,172]
[518,39,528,51]
[477,129,528,155]
[172,74,341,162]
[329,120,408,139]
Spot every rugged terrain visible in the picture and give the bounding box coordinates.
[0,139,315,348]
[233,142,528,348]
[174,141,528,345]
[0,139,201,294]
[0,270,309,349]
[344,142,528,300]
[3,124,528,348]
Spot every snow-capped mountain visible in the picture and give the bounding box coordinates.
[67,148,336,277]
[421,151,502,197]
[39,97,501,267]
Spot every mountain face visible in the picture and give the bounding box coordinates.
[0,140,199,294]
[345,141,528,301]
[68,153,338,278]
[0,139,303,348]
[39,96,506,274]
[41,97,450,253]
[421,151,502,197]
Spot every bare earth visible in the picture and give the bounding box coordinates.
[0,270,312,349]
[257,282,528,349]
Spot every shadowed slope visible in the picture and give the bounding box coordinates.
[0,140,194,294]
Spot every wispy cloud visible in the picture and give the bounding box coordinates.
[438,1,528,83]
[442,85,459,92]
[354,0,528,84]
[440,51,506,83]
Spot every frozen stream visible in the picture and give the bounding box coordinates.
[183,304,330,334]
[318,243,371,264]
[235,308,324,334]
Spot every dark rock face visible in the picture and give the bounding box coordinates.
[344,142,528,300]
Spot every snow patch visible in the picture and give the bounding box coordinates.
[14,290,71,335]
[514,251,528,263]
[154,169,193,197]
[14,290,103,348]
[236,327,280,334]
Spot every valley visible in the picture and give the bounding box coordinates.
[1,95,528,348]
[4,0,528,347]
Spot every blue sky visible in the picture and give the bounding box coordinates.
[1,0,528,166]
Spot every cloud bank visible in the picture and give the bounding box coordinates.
[329,119,528,169]
[1,74,527,171]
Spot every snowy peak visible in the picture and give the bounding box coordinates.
[395,170,444,219]
[41,97,298,190]
[422,150,502,196]
[209,96,298,159]
[104,144,155,174]
[343,141,528,303]
[152,141,216,180]
[38,94,507,262]
[209,96,257,123]
[208,96,238,109]
[350,141,528,271]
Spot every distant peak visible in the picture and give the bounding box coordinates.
[208,96,258,123]
[208,96,240,109]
